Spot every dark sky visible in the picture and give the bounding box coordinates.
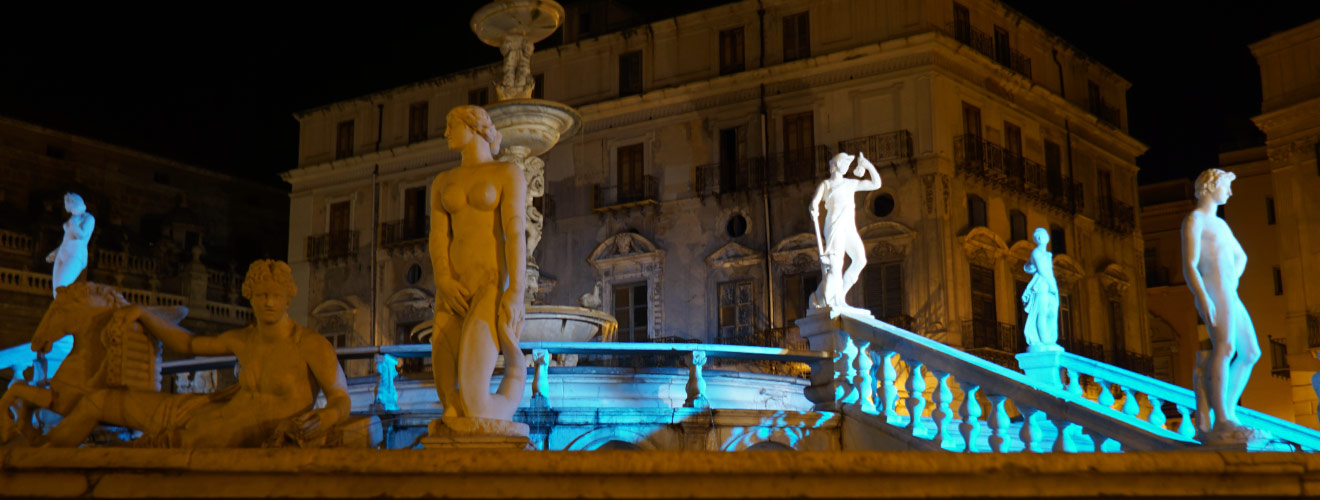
[2,2,1318,189]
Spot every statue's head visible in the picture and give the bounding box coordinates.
[64,193,85,215]
[1033,227,1050,245]
[241,260,297,325]
[829,152,855,177]
[446,105,502,157]
[1194,168,1235,205]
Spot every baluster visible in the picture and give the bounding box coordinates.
[959,383,982,452]
[905,361,926,437]
[856,339,877,414]
[531,349,551,408]
[1045,415,1078,453]
[1119,386,1139,417]
[931,371,954,449]
[1084,429,1122,452]
[1065,369,1084,396]
[1093,377,1115,409]
[986,394,1011,452]
[1018,406,1043,452]
[684,351,709,409]
[1146,395,1167,429]
[877,350,900,424]
[1175,404,1195,438]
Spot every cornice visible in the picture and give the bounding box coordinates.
[1252,95,1320,136]
[282,139,459,193]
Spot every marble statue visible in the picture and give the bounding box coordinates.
[21,261,352,448]
[808,152,881,314]
[1182,168,1262,439]
[498,33,536,100]
[46,193,94,297]
[428,105,529,433]
[375,354,401,412]
[1021,228,1062,352]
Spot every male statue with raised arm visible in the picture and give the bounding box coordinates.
[1182,168,1264,442]
[808,152,882,315]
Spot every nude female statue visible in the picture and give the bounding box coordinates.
[1021,228,1062,352]
[41,260,351,447]
[429,105,528,424]
[1182,168,1259,434]
[47,193,94,297]
[808,152,881,312]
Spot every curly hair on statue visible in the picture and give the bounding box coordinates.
[241,259,297,299]
[447,105,502,156]
[1194,168,1236,201]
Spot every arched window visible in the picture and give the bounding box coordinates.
[968,195,987,228]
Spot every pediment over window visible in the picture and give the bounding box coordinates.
[386,287,434,324]
[1098,263,1132,299]
[1053,254,1085,286]
[960,227,1007,268]
[858,221,916,241]
[705,241,763,269]
[587,232,661,264]
[770,233,820,274]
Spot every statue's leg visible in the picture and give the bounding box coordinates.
[455,285,504,420]
[431,310,463,418]
[1192,350,1213,433]
[1224,298,1261,425]
[1207,309,1237,430]
[1039,295,1059,345]
[840,239,867,296]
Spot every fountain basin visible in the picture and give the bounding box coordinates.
[486,99,581,157]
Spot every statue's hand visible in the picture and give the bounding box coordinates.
[45,251,55,263]
[295,408,339,439]
[1198,297,1217,328]
[496,291,525,346]
[435,278,471,316]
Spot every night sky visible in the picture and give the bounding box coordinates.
[2,2,1317,189]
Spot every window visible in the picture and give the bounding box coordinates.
[962,102,982,139]
[726,214,748,237]
[617,143,645,201]
[468,88,489,106]
[993,26,1011,67]
[967,195,987,228]
[329,201,352,257]
[1050,224,1066,255]
[719,27,746,75]
[619,51,643,96]
[1009,210,1027,243]
[403,186,428,239]
[1108,300,1125,355]
[1003,121,1022,167]
[532,74,545,99]
[872,193,895,217]
[1266,197,1276,225]
[336,120,355,160]
[1058,293,1073,348]
[1270,337,1289,377]
[1097,169,1114,219]
[969,264,998,351]
[782,111,815,183]
[1087,81,1102,115]
[406,264,423,285]
[1014,279,1029,350]
[408,102,428,143]
[719,127,742,193]
[782,271,820,325]
[863,262,903,319]
[782,12,810,62]
[717,280,754,341]
[1274,267,1284,295]
[613,282,649,342]
[1044,140,1063,197]
[952,2,971,43]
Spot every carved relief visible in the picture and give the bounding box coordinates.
[940,174,950,215]
[959,227,1008,268]
[705,241,763,269]
[921,174,935,215]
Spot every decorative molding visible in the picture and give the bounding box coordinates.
[770,232,820,274]
[588,232,666,339]
[959,227,1007,268]
[1052,254,1085,287]
[921,174,936,215]
[705,241,763,269]
[1098,263,1131,300]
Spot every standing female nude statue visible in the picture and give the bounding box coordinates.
[47,193,94,297]
[808,152,882,313]
[1021,228,1061,352]
[429,105,528,427]
[1182,168,1260,437]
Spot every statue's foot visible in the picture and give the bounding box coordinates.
[1204,421,1271,446]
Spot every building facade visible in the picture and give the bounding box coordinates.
[0,116,287,370]
[284,0,1150,376]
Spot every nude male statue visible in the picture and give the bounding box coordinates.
[1182,168,1260,436]
[808,152,881,314]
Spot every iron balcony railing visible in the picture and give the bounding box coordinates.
[1096,200,1136,234]
[1111,349,1154,376]
[306,230,358,262]
[1090,98,1122,128]
[694,157,766,196]
[962,318,1018,353]
[380,217,429,247]
[1061,338,1105,362]
[944,22,1032,80]
[954,134,1082,214]
[593,175,659,210]
[836,130,913,168]
[766,145,831,186]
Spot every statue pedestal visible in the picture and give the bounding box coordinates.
[1199,424,1272,451]
[422,416,532,450]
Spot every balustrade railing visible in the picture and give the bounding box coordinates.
[766,145,831,186]
[306,230,359,262]
[1110,349,1154,376]
[0,229,34,255]
[955,135,1082,215]
[694,158,766,196]
[0,268,52,295]
[95,249,158,275]
[837,130,913,168]
[593,175,660,210]
[380,217,430,247]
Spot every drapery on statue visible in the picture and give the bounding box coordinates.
[808,152,881,315]
[428,105,528,430]
[3,261,352,448]
[1021,228,1062,352]
[47,193,94,297]
[1182,168,1263,441]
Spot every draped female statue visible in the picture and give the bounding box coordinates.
[47,193,94,297]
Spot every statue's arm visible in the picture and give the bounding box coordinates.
[428,177,451,277]
[302,334,351,426]
[125,305,229,356]
[1180,214,1215,326]
[856,154,882,191]
[499,163,528,303]
[77,214,95,239]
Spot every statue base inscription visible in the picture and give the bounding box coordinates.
[422,416,532,450]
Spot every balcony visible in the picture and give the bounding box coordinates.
[944,22,1032,80]
[1061,338,1105,362]
[380,217,429,248]
[1090,98,1122,128]
[1111,349,1154,376]
[1096,200,1136,234]
[306,230,358,263]
[766,145,830,186]
[694,158,765,197]
[836,130,913,169]
[954,135,1081,214]
[962,318,1018,353]
[593,175,659,212]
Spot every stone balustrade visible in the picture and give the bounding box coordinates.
[0,268,52,295]
[94,249,158,275]
[0,229,35,255]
